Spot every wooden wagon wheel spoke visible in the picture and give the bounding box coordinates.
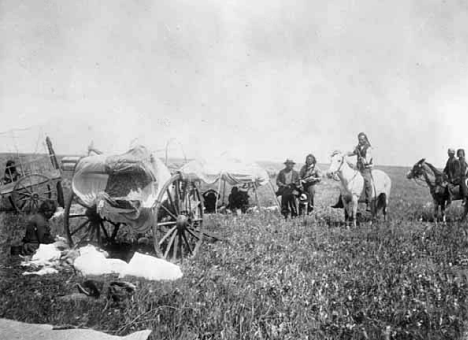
[181,232,193,255]
[174,180,181,214]
[185,227,201,241]
[36,194,54,201]
[76,222,94,245]
[95,221,101,245]
[172,234,179,261]
[166,188,177,215]
[71,220,91,236]
[100,222,110,240]
[38,190,54,197]
[18,200,27,211]
[12,174,57,214]
[20,200,32,213]
[164,229,178,259]
[158,221,177,227]
[158,226,177,245]
[178,233,185,259]
[16,183,33,195]
[68,214,87,219]
[160,204,178,220]
[110,223,121,240]
[17,191,32,198]
[154,173,204,261]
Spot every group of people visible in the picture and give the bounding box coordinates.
[276,132,374,219]
[202,186,250,214]
[443,148,468,205]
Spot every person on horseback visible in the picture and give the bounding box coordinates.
[331,132,373,211]
[443,148,461,205]
[457,148,467,206]
[299,153,322,214]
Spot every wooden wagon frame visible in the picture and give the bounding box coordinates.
[0,137,64,214]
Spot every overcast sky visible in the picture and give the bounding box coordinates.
[1,0,467,166]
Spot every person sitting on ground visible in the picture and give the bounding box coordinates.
[21,201,57,255]
[202,189,220,213]
[299,153,322,215]
[276,159,300,219]
[3,160,21,184]
[443,148,461,205]
[227,186,250,213]
[457,148,467,206]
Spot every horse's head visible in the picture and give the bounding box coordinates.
[407,158,426,180]
[327,150,345,178]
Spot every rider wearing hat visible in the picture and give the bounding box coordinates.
[276,159,300,219]
[331,132,373,211]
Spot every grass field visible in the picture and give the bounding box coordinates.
[1,156,468,339]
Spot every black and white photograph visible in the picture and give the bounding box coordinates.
[1,0,468,339]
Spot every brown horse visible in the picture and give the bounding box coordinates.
[406,158,468,222]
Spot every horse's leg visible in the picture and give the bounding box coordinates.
[352,196,358,228]
[441,201,446,224]
[462,203,468,222]
[433,199,439,223]
[383,194,388,222]
[344,205,349,223]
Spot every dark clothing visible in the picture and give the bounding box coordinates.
[351,144,372,172]
[460,157,468,199]
[350,144,373,202]
[444,157,461,185]
[280,186,298,218]
[299,164,322,213]
[300,184,316,215]
[22,213,55,255]
[202,190,219,213]
[361,168,373,203]
[228,190,250,213]
[276,169,300,218]
[276,169,300,188]
[3,169,21,184]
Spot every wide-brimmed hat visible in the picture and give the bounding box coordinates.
[284,159,295,165]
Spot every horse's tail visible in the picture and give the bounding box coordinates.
[376,193,387,210]
[376,192,388,218]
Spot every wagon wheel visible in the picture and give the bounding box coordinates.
[153,173,204,262]
[11,174,57,214]
[64,192,122,247]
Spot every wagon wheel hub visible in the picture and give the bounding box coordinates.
[176,214,189,231]
[32,193,40,200]
[85,207,102,223]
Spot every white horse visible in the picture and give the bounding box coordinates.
[327,151,392,227]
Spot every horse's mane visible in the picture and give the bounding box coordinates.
[424,162,443,178]
[330,150,358,170]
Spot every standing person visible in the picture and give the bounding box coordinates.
[276,159,300,219]
[21,201,57,255]
[457,148,467,206]
[443,148,461,205]
[299,154,322,214]
[331,132,373,211]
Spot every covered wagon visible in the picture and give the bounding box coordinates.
[64,145,205,261]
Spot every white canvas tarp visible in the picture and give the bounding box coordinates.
[71,146,171,232]
[179,157,270,187]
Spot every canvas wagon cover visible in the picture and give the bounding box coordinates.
[72,146,171,232]
[179,157,269,187]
